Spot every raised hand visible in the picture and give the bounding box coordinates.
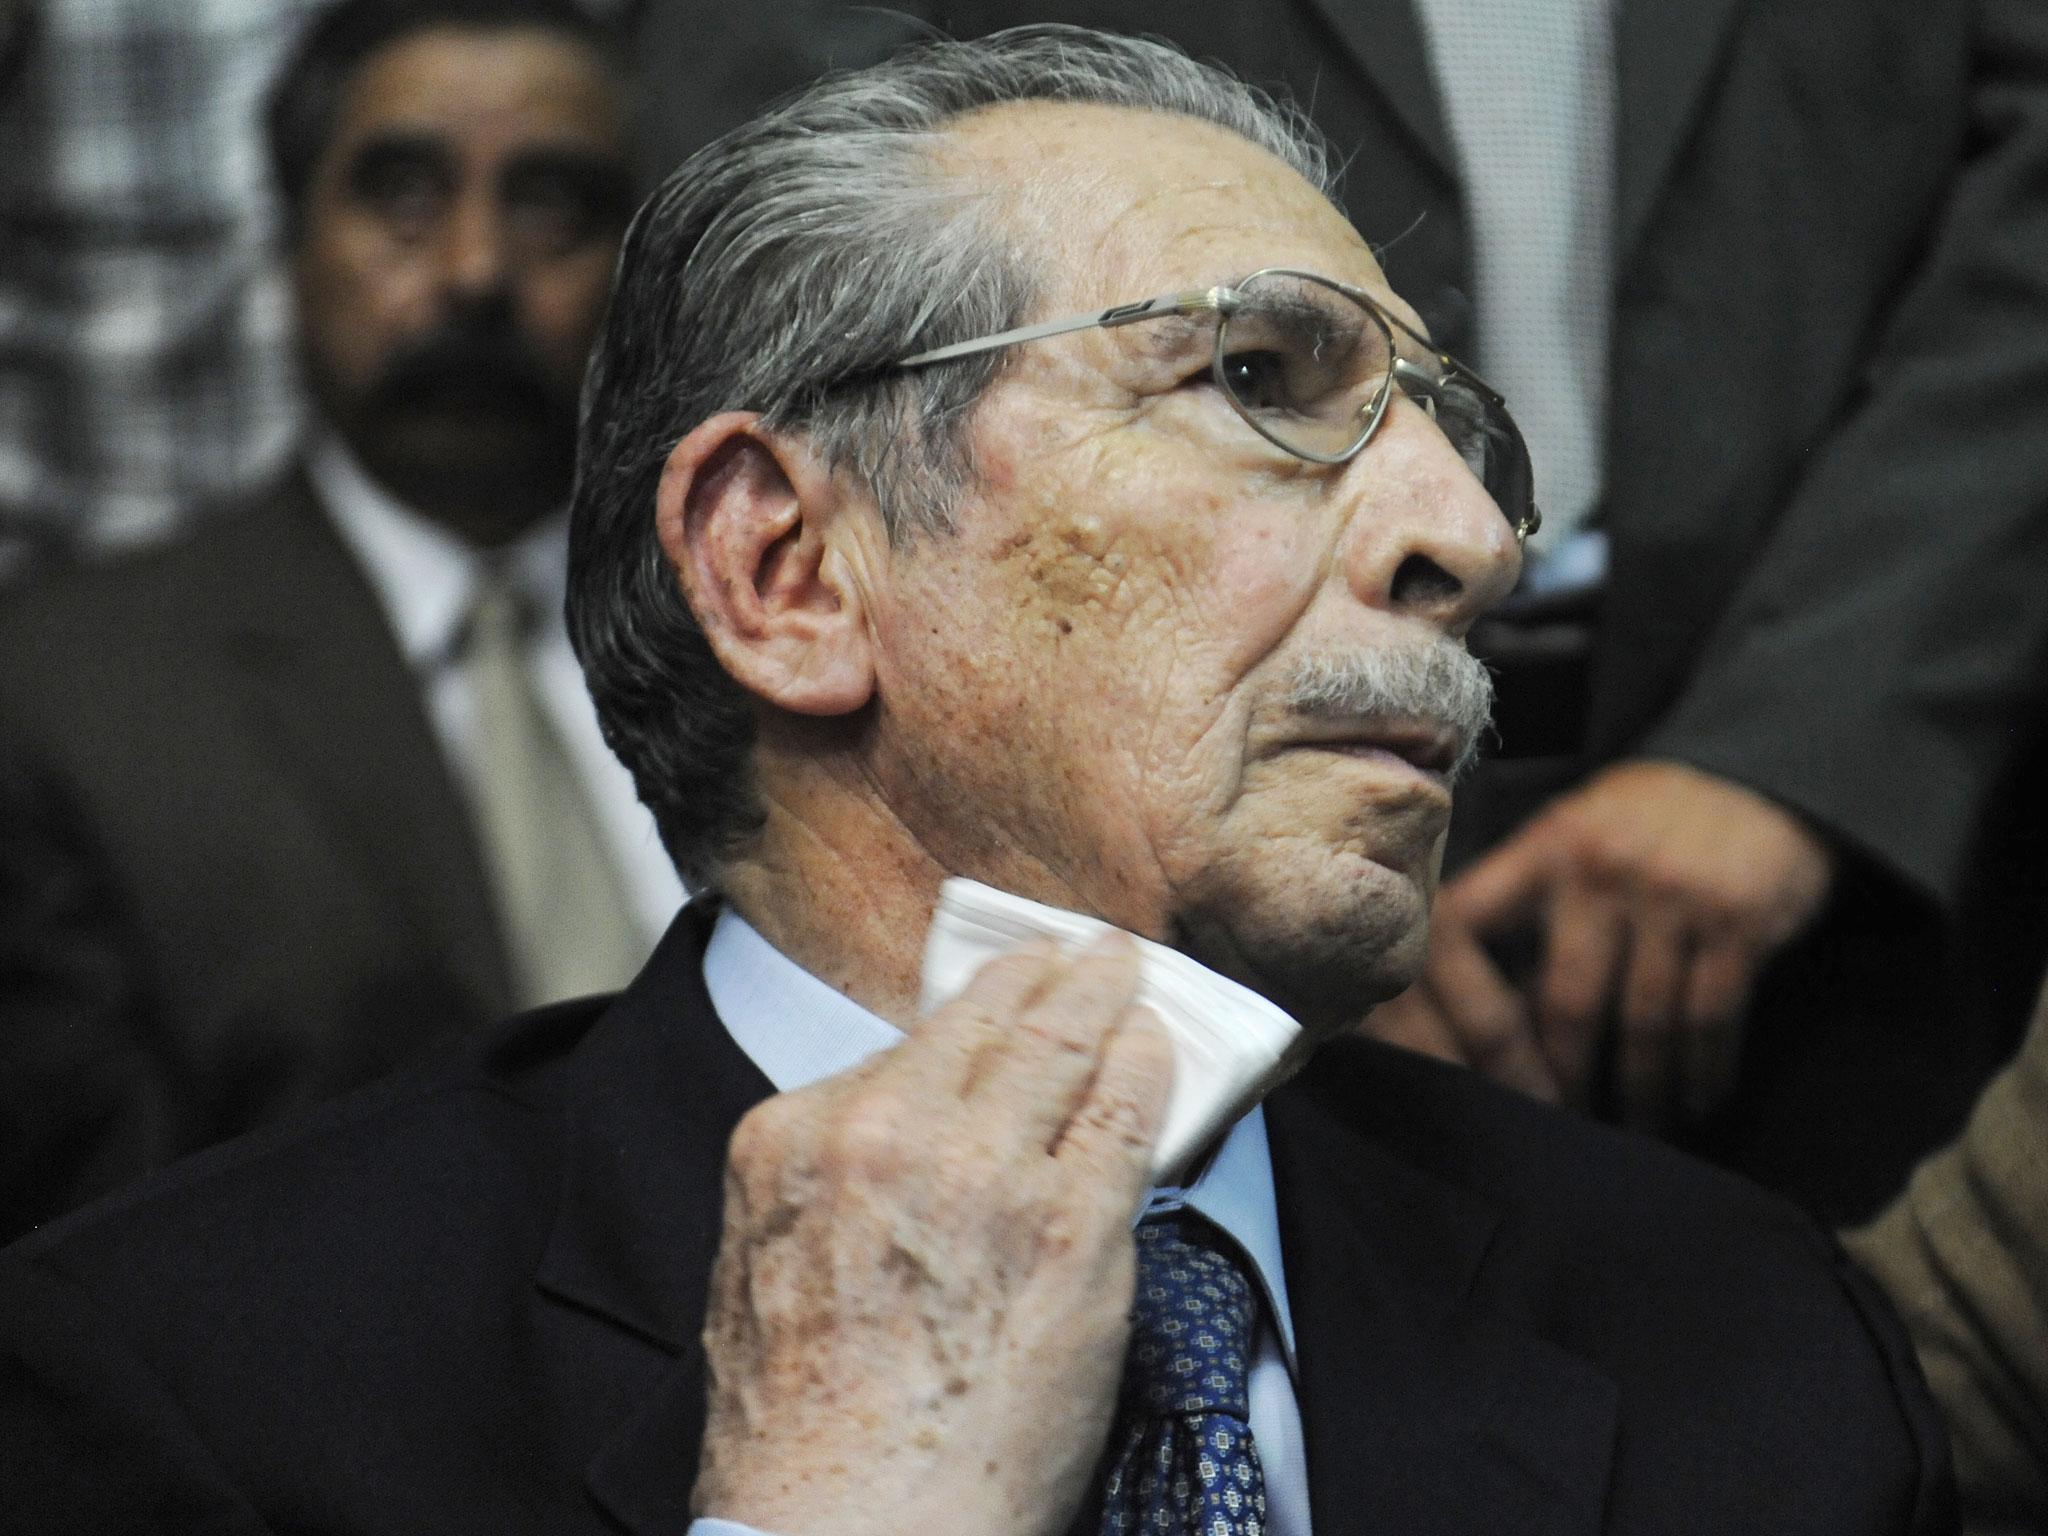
[692,934,1175,1536]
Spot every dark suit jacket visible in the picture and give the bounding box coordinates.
[0,472,512,1241]
[1,905,1955,1532]
[636,0,2048,1220]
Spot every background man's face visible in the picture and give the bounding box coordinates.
[862,103,1520,1029]
[291,25,629,544]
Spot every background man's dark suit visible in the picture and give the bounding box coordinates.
[0,472,512,1241]
[0,906,1954,1533]
[636,0,2048,1221]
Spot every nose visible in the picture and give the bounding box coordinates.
[1334,396,1522,634]
[436,191,512,303]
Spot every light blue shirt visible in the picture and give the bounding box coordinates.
[691,906,1313,1536]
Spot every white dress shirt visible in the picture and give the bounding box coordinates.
[692,906,1313,1536]
[309,435,684,942]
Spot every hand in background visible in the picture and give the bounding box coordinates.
[1367,760,1833,1128]
[1363,897,1562,1104]
[691,936,1174,1536]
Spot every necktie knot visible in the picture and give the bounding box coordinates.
[453,567,542,662]
[1125,1216,1257,1419]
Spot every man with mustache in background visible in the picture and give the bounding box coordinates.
[0,0,677,1242]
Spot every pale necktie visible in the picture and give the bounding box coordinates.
[456,569,643,1007]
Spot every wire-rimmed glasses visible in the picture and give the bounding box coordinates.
[898,266,1541,544]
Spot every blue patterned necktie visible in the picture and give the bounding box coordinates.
[1098,1213,1268,1536]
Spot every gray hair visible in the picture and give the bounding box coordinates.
[566,25,1333,887]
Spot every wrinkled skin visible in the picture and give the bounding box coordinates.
[694,939,1172,1536]
[827,105,1521,1031]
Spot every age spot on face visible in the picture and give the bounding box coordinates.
[988,503,1142,627]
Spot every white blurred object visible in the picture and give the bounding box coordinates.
[920,878,1302,1184]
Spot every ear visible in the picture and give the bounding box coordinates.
[655,412,877,716]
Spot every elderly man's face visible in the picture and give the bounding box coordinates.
[862,104,1521,1026]
[292,25,629,544]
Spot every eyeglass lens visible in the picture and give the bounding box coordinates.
[1213,271,1394,459]
[1214,270,1533,533]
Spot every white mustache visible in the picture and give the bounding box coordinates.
[1282,641,1494,780]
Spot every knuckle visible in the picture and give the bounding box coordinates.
[957,947,1046,1006]
[726,1095,795,1175]
[1553,815,1623,876]
[821,1096,909,1180]
[1080,1084,1148,1148]
[1016,998,1102,1056]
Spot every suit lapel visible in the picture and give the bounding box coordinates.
[1294,0,1460,184]
[206,471,511,1019]
[1614,0,1750,264]
[1265,1061,1617,1535]
[530,907,778,1535]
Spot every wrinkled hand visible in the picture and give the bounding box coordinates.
[1369,760,1833,1128]
[692,935,1175,1536]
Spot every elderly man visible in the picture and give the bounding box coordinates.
[2,28,1950,1535]
[0,0,677,1240]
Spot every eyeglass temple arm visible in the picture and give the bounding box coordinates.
[897,287,1230,369]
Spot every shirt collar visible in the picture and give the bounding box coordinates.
[1155,1105,1296,1366]
[701,904,1297,1367]
[309,432,569,669]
